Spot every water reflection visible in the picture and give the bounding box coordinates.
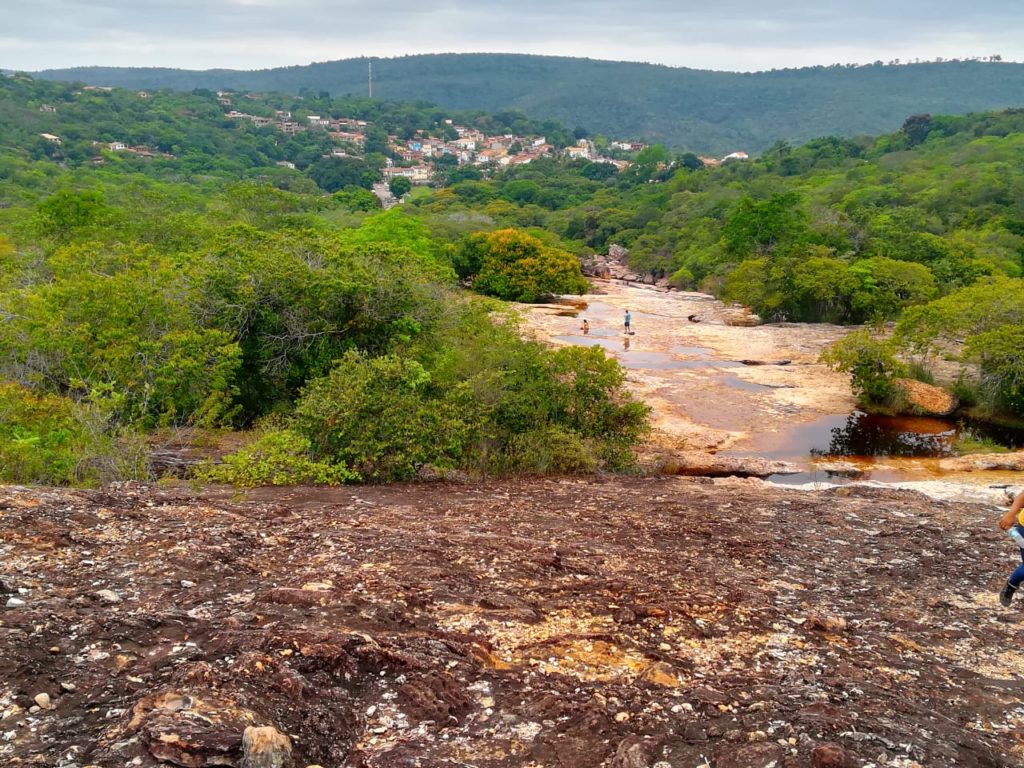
[813,412,955,458]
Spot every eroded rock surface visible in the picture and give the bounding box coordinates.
[1,478,1022,766]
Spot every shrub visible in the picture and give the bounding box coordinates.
[821,329,906,406]
[458,228,589,302]
[0,383,149,486]
[196,429,355,487]
[295,352,477,481]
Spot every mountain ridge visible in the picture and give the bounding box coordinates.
[29,53,1024,153]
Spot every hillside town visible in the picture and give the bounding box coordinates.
[217,91,747,185]
[35,87,750,184]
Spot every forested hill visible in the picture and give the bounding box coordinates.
[32,55,1024,153]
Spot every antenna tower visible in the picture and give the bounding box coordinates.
[368,60,373,99]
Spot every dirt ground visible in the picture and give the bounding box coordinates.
[2,477,1023,767]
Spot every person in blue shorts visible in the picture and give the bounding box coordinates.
[997,489,1024,606]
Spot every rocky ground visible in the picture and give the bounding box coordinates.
[3,477,1023,767]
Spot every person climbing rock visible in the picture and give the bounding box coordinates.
[997,489,1024,606]
[623,309,632,334]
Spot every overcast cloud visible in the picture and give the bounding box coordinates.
[2,0,1022,72]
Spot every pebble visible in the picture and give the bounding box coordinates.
[34,693,51,710]
[180,580,196,588]
[5,597,25,608]
[614,711,630,722]
[60,682,76,693]
[95,590,121,604]
[49,646,62,654]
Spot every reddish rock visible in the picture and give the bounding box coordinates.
[892,377,958,416]
[812,742,857,768]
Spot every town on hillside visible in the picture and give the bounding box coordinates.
[34,85,750,186]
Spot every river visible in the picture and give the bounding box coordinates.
[520,280,1024,503]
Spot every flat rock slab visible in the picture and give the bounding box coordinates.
[0,478,1021,766]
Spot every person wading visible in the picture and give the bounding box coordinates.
[998,489,1024,606]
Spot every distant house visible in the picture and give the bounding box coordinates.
[39,104,56,113]
[280,121,302,135]
[108,142,127,151]
[39,133,61,144]
[382,165,433,185]
[276,160,296,169]
[306,115,329,128]
[251,116,273,127]
[722,151,749,162]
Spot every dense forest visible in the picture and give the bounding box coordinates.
[33,54,1024,153]
[0,74,645,487]
[2,73,1023,489]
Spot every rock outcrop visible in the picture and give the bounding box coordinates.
[939,450,1024,473]
[2,478,1018,766]
[892,377,958,416]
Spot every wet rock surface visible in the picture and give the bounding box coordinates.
[1,477,1023,766]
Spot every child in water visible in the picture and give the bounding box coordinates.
[998,489,1024,606]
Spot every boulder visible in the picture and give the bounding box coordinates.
[813,461,865,478]
[938,451,1024,473]
[665,453,800,479]
[892,378,958,416]
[241,726,292,768]
[608,243,629,261]
[811,742,857,768]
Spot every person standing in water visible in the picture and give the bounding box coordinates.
[623,309,632,334]
[998,489,1024,606]
[581,319,590,335]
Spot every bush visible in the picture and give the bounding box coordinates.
[821,329,906,406]
[295,352,477,481]
[965,325,1024,415]
[0,383,149,486]
[196,429,355,487]
[457,228,589,302]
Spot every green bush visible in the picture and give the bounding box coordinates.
[196,429,355,487]
[295,351,476,481]
[0,383,149,486]
[458,228,589,302]
[821,329,906,406]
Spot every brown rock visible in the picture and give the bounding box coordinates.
[398,671,469,724]
[938,451,1024,473]
[241,726,292,768]
[713,741,785,768]
[610,735,654,768]
[668,453,801,478]
[806,614,848,633]
[892,378,958,416]
[812,742,857,768]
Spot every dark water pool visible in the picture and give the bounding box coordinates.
[763,410,1024,461]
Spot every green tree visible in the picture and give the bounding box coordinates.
[460,228,589,302]
[388,175,412,198]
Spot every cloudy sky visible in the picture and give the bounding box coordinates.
[2,0,1022,72]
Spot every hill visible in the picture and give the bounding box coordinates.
[33,54,1024,153]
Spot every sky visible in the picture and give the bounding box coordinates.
[2,0,1022,73]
